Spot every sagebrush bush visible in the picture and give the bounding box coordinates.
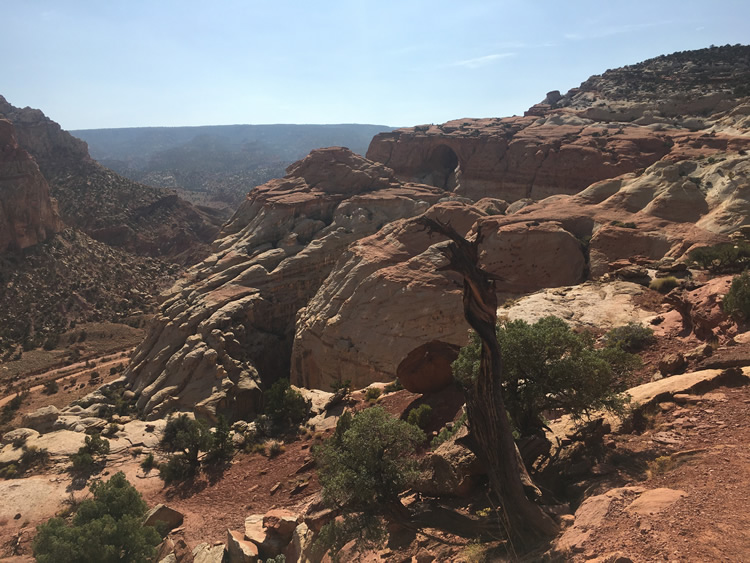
[723,271,750,321]
[365,387,382,402]
[649,276,679,294]
[603,323,656,352]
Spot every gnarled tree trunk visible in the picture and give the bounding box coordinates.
[417,216,559,548]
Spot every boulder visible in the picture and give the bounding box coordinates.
[396,341,461,394]
[555,487,645,554]
[21,406,60,433]
[415,426,483,496]
[144,504,184,533]
[658,352,687,376]
[262,509,298,541]
[283,522,317,563]
[191,543,226,563]
[227,529,258,562]
[1,428,39,445]
[626,488,687,515]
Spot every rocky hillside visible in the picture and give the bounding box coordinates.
[0,96,224,265]
[0,119,62,253]
[0,228,176,358]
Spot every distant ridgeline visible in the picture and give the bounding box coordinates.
[73,124,394,208]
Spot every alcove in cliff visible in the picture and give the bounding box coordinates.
[417,145,460,190]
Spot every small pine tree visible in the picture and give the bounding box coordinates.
[33,472,161,563]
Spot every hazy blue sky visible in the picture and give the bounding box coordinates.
[3,1,749,130]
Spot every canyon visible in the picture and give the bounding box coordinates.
[1,44,750,561]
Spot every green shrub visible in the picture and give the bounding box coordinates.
[160,414,212,473]
[33,471,161,563]
[267,440,284,458]
[383,379,404,394]
[140,453,155,471]
[20,446,49,471]
[264,379,311,427]
[603,323,656,352]
[315,408,424,557]
[158,455,194,484]
[330,379,352,394]
[452,316,635,438]
[723,271,750,321]
[365,387,382,402]
[206,416,234,463]
[431,411,467,449]
[406,404,432,429]
[649,276,679,294]
[43,380,59,395]
[70,433,110,473]
[688,242,750,272]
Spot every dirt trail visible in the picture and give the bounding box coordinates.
[0,349,133,409]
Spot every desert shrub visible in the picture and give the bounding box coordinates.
[33,471,161,563]
[42,380,59,395]
[206,415,234,463]
[42,333,59,351]
[452,316,635,438]
[266,439,284,458]
[406,404,432,429]
[330,379,352,394]
[160,414,212,475]
[70,433,110,473]
[603,323,656,352]
[383,379,404,393]
[365,387,382,402]
[158,455,194,484]
[688,242,750,272]
[0,464,18,479]
[20,445,49,471]
[649,276,679,294]
[723,271,750,321]
[140,453,155,471]
[315,408,424,557]
[431,411,467,449]
[264,378,311,427]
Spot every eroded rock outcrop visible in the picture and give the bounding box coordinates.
[0,118,62,252]
[125,148,444,419]
[367,47,750,203]
[291,201,587,392]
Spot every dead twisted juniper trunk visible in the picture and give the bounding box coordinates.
[417,216,559,548]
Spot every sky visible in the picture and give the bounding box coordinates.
[3,0,749,130]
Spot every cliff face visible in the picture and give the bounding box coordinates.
[124,148,445,419]
[0,96,222,264]
[0,119,63,253]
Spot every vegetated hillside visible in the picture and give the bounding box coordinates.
[0,96,224,265]
[0,228,176,358]
[72,123,394,209]
[567,43,750,103]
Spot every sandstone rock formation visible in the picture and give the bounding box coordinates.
[0,118,62,252]
[124,148,444,419]
[291,200,587,392]
[367,46,750,203]
[123,45,750,413]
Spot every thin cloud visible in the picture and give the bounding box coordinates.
[564,21,673,41]
[451,52,515,69]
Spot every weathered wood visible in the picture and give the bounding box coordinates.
[417,216,559,547]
